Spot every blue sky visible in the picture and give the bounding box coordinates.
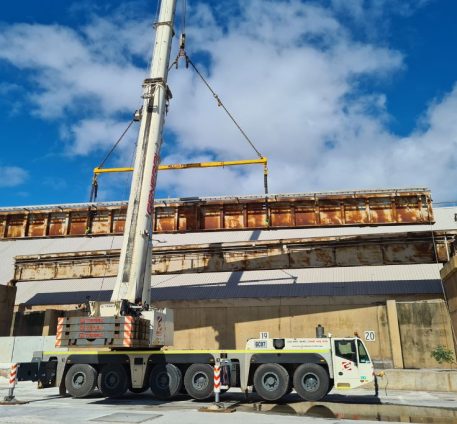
[0,0,457,206]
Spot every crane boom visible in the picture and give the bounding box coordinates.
[111,0,177,307]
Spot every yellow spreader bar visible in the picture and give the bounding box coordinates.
[93,158,268,175]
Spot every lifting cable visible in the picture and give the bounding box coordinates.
[169,8,270,222]
[170,1,265,161]
[185,55,270,198]
[169,51,263,160]
[90,118,135,202]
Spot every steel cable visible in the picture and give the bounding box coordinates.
[186,55,263,159]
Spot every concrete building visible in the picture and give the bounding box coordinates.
[1,189,456,369]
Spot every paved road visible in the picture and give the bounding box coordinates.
[0,382,456,424]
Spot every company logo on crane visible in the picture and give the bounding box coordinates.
[147,153,160,215]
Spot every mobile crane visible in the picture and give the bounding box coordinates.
[20,0,375,402]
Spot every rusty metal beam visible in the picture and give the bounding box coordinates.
[13,231,453,281]
[0,189,434,239]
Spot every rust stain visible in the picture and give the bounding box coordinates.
[178,207,197,232]
[294,204,317,226]
[48,213,67,236]
[247,204,267,228]
[270,204,292,227]
[202,206,221,230]
[91,211,111,234]
[5,214,26,238]
[112,209,126,233]
[28,213,47,237]
[156,207,176,232]
[223,206,244,229]
[68,212,88,235]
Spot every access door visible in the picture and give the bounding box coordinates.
[331,338,373,389]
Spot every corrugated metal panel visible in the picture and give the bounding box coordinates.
[14,264,442,305]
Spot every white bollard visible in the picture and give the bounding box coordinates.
[4,363,18,402]
[214,358,221,404]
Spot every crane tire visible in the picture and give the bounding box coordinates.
[293,363,329,401]
[253,363,289,401]
[149,363,182,400]
[97,364,129,397]
[65,364,97,398]
[184,364,214,400]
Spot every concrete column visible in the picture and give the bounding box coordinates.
[42,309,58,336]
[386,299,404,369]
[0,285,16,336]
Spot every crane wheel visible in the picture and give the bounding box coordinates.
[97,364,129,398]
[293,363,329,401]
[184,364,214,400]
[149,363,182,400]
[253,363,289,401]
[65,364,97,398]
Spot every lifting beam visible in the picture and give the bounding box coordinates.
[91,157,269,201]
[93,157,267,174]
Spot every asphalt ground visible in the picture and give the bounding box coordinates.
[0,382,456,424]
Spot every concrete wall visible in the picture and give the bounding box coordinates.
[155,296,455,369]
[0,285,16,336]
[397,300,455,368]
[441,256,457,352]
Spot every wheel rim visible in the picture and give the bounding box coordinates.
[192,372,209,391]
[105,371,120,389]
[72,371,86,389]
[301,372,319,392]
[156,372,170,390]
[261,371,280,392]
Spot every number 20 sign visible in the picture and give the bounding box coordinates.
[364,331,375,342]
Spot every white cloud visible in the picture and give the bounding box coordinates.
[0,166,28,187]
[330,0,432,22]
[0,23,146,120]
[0,0,455,202]
[68,118,137,157]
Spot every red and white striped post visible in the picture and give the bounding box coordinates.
[213,358,221,403]
[4,363,18,402]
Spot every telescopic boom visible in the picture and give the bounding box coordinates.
[111,0,177,309]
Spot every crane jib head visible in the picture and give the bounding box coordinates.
[147,153,160,216]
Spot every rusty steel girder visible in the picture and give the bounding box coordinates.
[0,189,434,239]
[12,231,453,281]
